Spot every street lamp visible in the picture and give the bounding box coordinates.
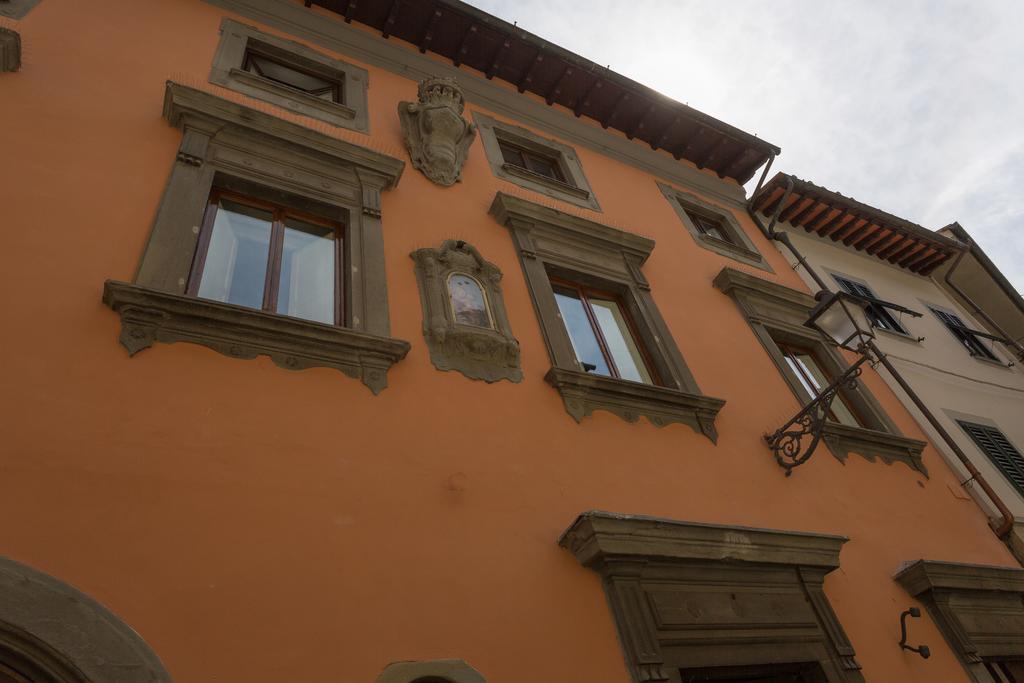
[766,290,876,476]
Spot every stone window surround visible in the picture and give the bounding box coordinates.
[374,659,486,683]
[0,555,172,682]
[559,511,866,683]
[657,181,771,272]
[410,239,523,383]
[922,299,1011,368]
[490,191,725,440]
[474,111,602,212]
[0,0,41,20]
[210,18,370,132]
[103,81,409,394]
[713,267,928,474]
[895,559,1024,683]
[0,27,19,73]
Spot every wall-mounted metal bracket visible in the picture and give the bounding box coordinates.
[899,607,931,659]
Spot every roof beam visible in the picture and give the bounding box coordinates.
[382,0,402,38]
[721,148,753,178]
[878,236,910,259]
[779,197,811,223]
[545,66,573,105]
[852,226,887,249]
[904,247,937,270]
[676,125,706,160]
[831,217,866,242]
[517,52,544,93]
[654,116,681,151]
[787,198,821,225]
[343,0,357,23]
[867,232,904,255]
[628,103,656,140]
[485,39,510,79]
[452,23,477,66]
[896,243,929,267]
[573,76,603,117]
[805,205,837,231]
[887,241,921,264]
[761,188,793,217]
[602,91,630,129]
[418,7,442,53]
[843,222,877,246]
[696,136,727,169]
[815,209,850,236]
[917,251,950,274]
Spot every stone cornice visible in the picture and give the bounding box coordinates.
[712,266,817,311]
[162,81,405,188]
[489,192,654,262]
[895,559,1024,597]
[560,510,848,571]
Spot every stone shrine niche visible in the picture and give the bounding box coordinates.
[398,76,476,186]
[411,240,522,383]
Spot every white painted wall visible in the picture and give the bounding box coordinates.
[777,225,1024,518]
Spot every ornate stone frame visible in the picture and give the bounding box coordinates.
[411,240,522,383]
[103,81,409,394]
[0,0,41,19]
[895,559,1024,682]
[0,27,20,73]
[713,267,927,473]
[657,181,770,271]
[490,192,725,439]
[374,659,486,683]
[475,112,601,212]
[0,556,172,682]
[559,511,865,683]
[209,18,370,132]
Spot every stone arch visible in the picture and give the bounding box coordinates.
[0,556,172,682]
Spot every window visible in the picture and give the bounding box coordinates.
[958,421,1024,496]
[210,19,369,131]
[551,279,654,384]
[242,48,342,102]
[561,512,865,683]
[931,307,999,360]
[680,663,828,682]
[475,112,601,211]
[714,266,927,474]
[104,82,409,394]
[658,182,772,271]
[776,341,862,427]
[497,140,565,182]
[492,192,724,438]
[188,190,343,326]
[447,273,492,328]
[833,276,907,334]
[986,661,1024,683]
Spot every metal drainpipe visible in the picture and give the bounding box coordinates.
[868,341,1015,539]
[743,159,1015,539]
[943,238,1024,362]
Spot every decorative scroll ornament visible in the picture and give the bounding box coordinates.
[411,240,522,383]
[765,355,869,476]
[398,76,477,186]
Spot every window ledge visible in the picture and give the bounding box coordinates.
[103,280,410,394]
[822,422,928,475]
[697,232,766,264]
[969,352,1011,369]
[499,162,590,200]
[226,67,358,123]
[544,367,725,441]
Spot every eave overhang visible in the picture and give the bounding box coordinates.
[305,0,780,184]
[752,173,963,275]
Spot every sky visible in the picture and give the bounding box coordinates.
[471,0,1024,293]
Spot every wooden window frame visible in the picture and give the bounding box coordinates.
[187,188,346,326]
[930,306,1000,361]
[241,47,344,104]
[775,339,865,427]
[497,139,567,183]
[549,276,660,385]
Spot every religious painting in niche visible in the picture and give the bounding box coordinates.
[448,273,492,328]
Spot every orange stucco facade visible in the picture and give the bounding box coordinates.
[0,1,1019,682]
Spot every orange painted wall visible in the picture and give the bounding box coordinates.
[0,1,1015,681]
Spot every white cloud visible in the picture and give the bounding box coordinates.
[471,0,1024,291]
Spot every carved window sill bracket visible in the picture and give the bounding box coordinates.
[103,280,410,394]
[544,367,725,441]
[822,422,928,476]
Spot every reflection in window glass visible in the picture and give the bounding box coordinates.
[243,51,341,102]
[779,343,860,427]
[448,274,491,328]
[277,218,336,324]
[588,297,652,384]
[197,199,273,311]
[554,288,611,377]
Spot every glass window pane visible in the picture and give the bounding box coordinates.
[498,142,526,168]
[245,53,338,101]
[789,350,860,427]
[588,297,652,384]
[553,288,611,377]
[276,218,337,324]
[448,274,491,328]
[525,153,560,180]
[197,199,273,311]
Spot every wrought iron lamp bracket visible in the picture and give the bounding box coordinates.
[765,352,872,476]
[898,607,931,659]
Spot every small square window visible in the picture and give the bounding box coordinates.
[685,209,733,244]
[210,19,369,132]
[476,112,601,211]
